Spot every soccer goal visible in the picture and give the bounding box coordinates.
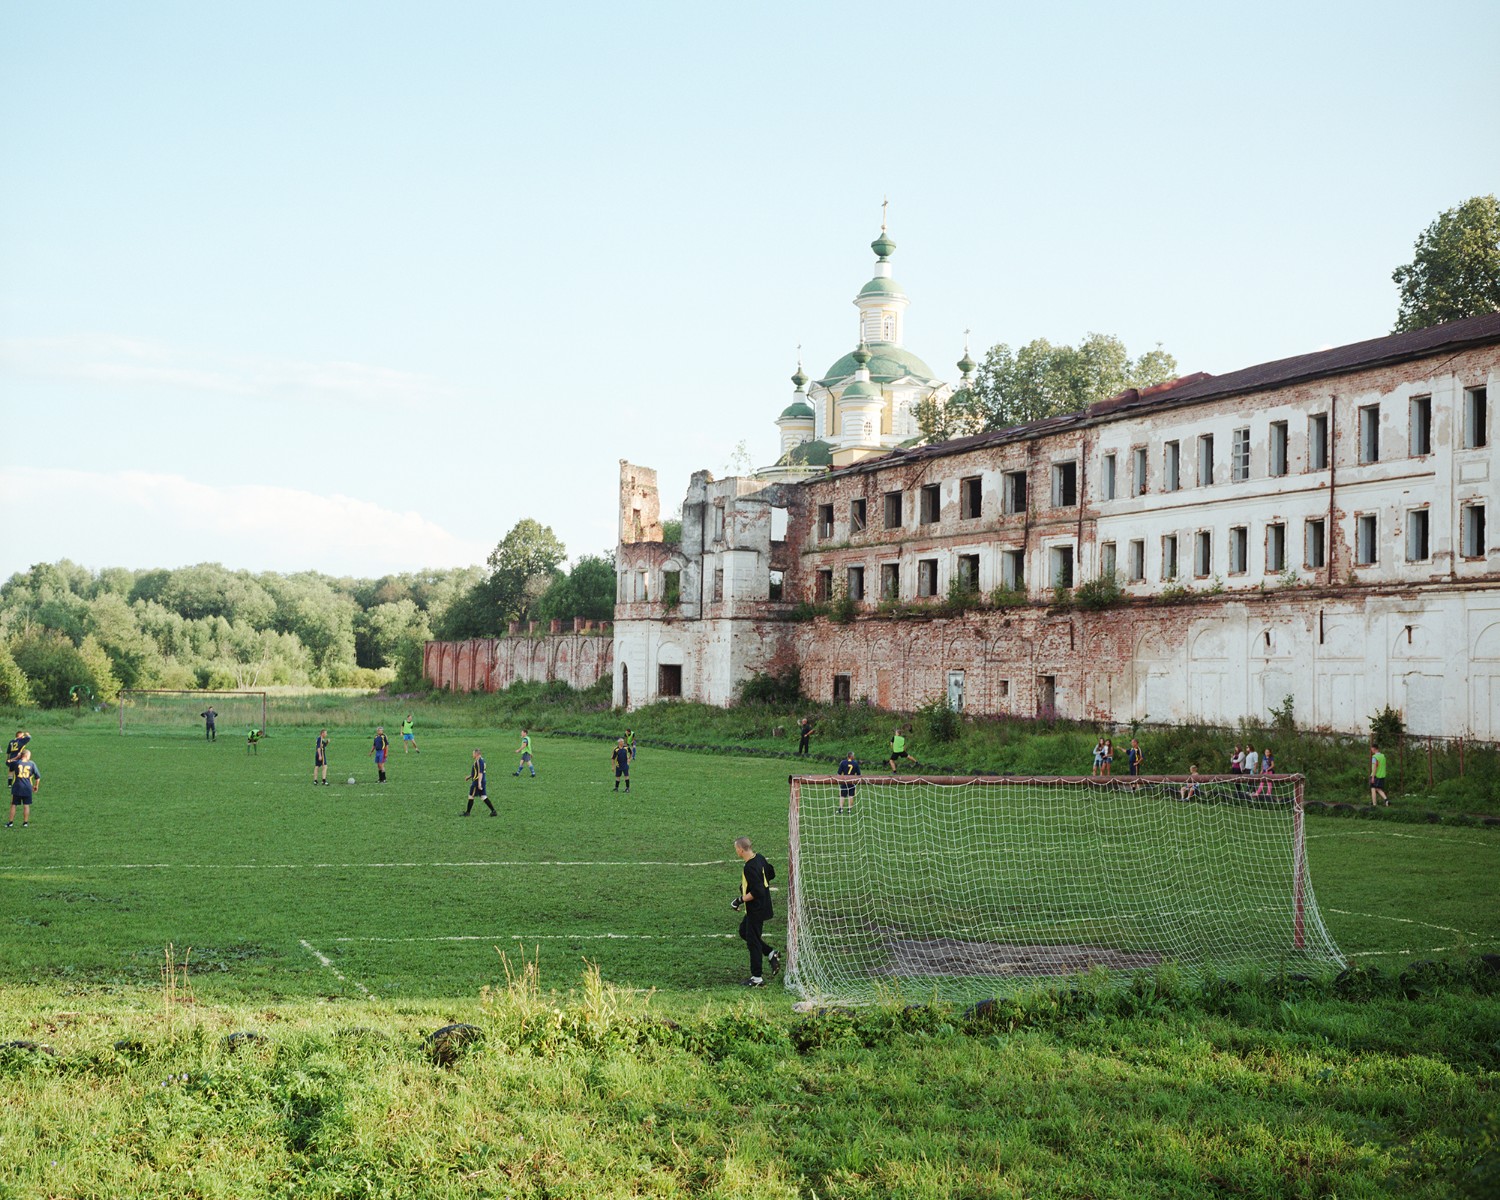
[785,774,1344,1005]
[118,690,268,736]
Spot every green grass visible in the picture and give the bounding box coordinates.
[0,705,1496,1196]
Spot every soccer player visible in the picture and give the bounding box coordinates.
[836,751,860,813]
[402,714,420,754]
[887,727,918,773]
[611,737,631,792]
[313,729,330,785]
[7,748,39,828]
[512,729,536,777]
[797,716,814,756]
[246,728,263,754]
[625,728,636,762]
[732,836,779,987]
[1126,738,1145,777]
[200,707,217,742]
[464,749,496,816]
[371,727,391,783]
[1369,743,1389,806]
[6,729,31,789]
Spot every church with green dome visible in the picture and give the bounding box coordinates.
[768,215,971,474]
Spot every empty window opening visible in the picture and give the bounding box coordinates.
[1462,504,1487,558]
[1231,428,1250,482]
[1198,434,1215,486]
[1355,514,1378,565]
[1164,441,1181,491]
[1100,541,1117,578]
[960,476,982,519]
[832,674,851,705]
[711,568,723,602]
[637,570,649,602]
[1050,545,1075,589]
[1265,524,1286,573]
[1269,421,1288,477]
[1406,509,1430,562]
[1128,540,1145,582]
[1229,526,1248,574]
[658,663,683,698]
[1003,470,1028,515]
[1000,549,1025,590]
[1162,534,1179,580]
[849,498,867,533]
[815,569,832,602]
[917,558,939,598]
[998,679,1011,699]
[883,491,903,529]
[1131,446,1148,497]
[1305,519,1327,569]
[663,569,681,607]
[880,562,900,599]
[1101,453,1117,501]
[1410,395,1432,457]
[712,504,725,540]
[1194,530,1213,577]
[957,553,980,592]
[1465,387,1489,449]
[771,506,789,541]
[816,504,834,539]
[1309,412,1330,471]
[1359,405,1380,464]
[1051,462,1078,507]
[919,483,941,524]
[846,565,865,602]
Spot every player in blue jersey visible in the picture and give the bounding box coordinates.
[6,729,31,790]
[464,749,497,816]
[371,727,391,783]
[7,749,39,828]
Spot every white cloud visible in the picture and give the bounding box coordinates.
[0,335,451,406]
[0,468,491,578]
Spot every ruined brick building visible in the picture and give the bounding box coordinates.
[613,225,1500,737]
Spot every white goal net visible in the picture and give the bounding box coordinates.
[785,774,1344,1005]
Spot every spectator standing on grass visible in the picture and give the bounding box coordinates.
[888,727,918,773]
[1241,744,1259,797]
[1370,743,1389,806]
[402,714,421,754]
[1230,744,1243,775]
[200,707,217,742]
[1126,738,1144,777]
[313,729,330,785]
[464,749,496,816]
[1092,737,1105,776]
[1101,738,1113,776]
[612,737,631,793]
[732,836,779,987]
[6,730,31,790]
[797,716,814,756]
[837,751,861,813]
[371,727,390,783]
[1252,747,1275,797]
[513,729,536,777]
[6,748,39,828]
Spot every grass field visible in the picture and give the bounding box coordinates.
[1,709,1496,1197]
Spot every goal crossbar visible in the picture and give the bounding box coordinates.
[785,773,1340,1005]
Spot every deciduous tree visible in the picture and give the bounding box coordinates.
[1392,195,1500,332]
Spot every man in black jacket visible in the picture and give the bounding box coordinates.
[732,836,780,986]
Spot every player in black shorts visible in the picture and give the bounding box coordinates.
[7,749,39,828]
[464,749,496,815]
[612,738,631,792]
[837,751,861,813]
[313,729,330,784]
[6,729,30,789]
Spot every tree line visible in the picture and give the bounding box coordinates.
[0,520,617,708]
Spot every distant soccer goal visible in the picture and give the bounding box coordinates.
[118,690,268,736]
[785,774,1344,1005]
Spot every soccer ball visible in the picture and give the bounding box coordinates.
[346,776,356,785]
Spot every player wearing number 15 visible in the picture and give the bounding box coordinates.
[7,749,39,828]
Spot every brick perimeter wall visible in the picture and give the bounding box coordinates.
[423,631,613,694]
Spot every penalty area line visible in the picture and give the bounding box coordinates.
[298,938,372,996]
[0,859,731,872]
[336,933,739,943]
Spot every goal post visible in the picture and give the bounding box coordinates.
[785,773,1343,1005]
[118,690,268,735]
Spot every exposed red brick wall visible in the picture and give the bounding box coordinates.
[423,632,613,694]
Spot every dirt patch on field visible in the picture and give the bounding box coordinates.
[876,936,1163,978]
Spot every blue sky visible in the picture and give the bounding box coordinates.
[3,0,1497,581]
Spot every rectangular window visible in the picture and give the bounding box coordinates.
[637,570,648,602]
[1406,509,1430,562]
[1462,504,1487,558]
[1050,545,1074,589]
[880,562,900,599]
[919,483,941,524]
[1356,513,1378,565]
[1269,421,1288,476]
[1465,386,1489,449]
[1164,440,1180,491]
[1051,461,1078,507]
[1266,523,1285,573]
[1309,412,1330,470]
[832,674,851,705]
[1359,405,1380,464]
[1198,434,1215,486]
[1229,526,1248,574]
[917,558,939,598]
[846,566,865,601]
[1162,534,1178,580]
[960,476,982,519]
[1100,541,1117,578]
[1101,453,1117,501]
[815,569,832,602]
[1305,519,1327,569]
[849,498,867,533]
[957,553,980,592]
[712,504,725,540]
[1194,530,1213,577]
[1003,470,1027,515]
[1410,395,1432,457]
[664,569,681,606]
[658,663,682,697]
[883,491,903,529]
[1231,428,1250,482]
[816,503,834,540]
[1000,549,1025,590]
[1132,446,1147,497]
[766,570,781,602]
[1128,539,1145,582]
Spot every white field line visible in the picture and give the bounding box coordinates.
[1323,907,1495,941]
[1306,830,1499,847]
[298,938,372,996]
[338,933,739,943]
[0,859,730,872]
